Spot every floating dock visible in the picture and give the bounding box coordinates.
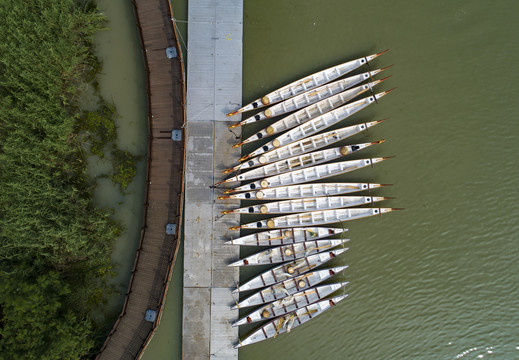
[182,0,243,359]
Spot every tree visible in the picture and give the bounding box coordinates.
[0,270,95,360]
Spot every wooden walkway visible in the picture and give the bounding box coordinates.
[96,1,186,359]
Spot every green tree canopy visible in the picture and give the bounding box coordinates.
[0,270,94,360]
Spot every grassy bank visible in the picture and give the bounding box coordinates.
[0,1,135,358]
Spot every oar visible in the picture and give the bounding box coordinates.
[223,197,317,214]
[273,273,313,293]
[296,289,317,298]
[239,234,286,244]
[279,308,319,336]
[280,289,318,304]
[286,315,297,333]
[289,244,333,256]
[274,315,292,338]
[230,213,313,230]
[288,272,313,286]
[293,308,318,324]
[277,286,291,297]
[278,263,317,279]
[294,262,318,274]
[259,291,308,320]
[257,244,330,260]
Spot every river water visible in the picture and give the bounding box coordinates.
[238,1,519,359]
[106,0,519,359]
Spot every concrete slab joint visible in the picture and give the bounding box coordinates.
[183,0,242,359]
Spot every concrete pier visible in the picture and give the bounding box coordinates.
[182,0,243,359]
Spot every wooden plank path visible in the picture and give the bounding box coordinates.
[183,0,243,359]
[96,1,186,359]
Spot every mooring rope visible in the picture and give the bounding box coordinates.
[171,18,188,55]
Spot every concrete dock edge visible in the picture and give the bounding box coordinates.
[183,0,243,359]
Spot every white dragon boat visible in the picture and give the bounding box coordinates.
[232,282,349,327]
[217,141,382,185]
[224,120,385,174]
[240,89,394,162]
[233,73,388,132]
[232,266,348,309]
[219,182,388,201]
[224,227,346,246]
[223,195,387,215]
[231,208,398,230]
[228,238,348,267]
[224,158,390,194]
[233,249,348,293]
[226,50,388,117]
[235,77,390,146]
[234,295,348,348]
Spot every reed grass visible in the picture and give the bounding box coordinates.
[0,1,132,358]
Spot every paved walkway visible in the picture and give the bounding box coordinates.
[182,0,243,359]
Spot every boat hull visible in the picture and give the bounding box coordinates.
[234,295,348,348]
[228,239,348,267]
[229,120,384,173]
[234,248,348,293]
[237,75,386,136]
[227,51,387,116]
[233,266,348,309]
[226,195,386,215]
[228,158,387,194]
[225,227,346,246]
[219,182,385,201]
[222,141,380,184]
[235,207,395,230]
[243,91,391,161]
[232,282,349,326]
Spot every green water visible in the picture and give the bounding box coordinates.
[239,1,519,359]
[140,244,184,360]
[90,0,148,320]
[114,0,518,359]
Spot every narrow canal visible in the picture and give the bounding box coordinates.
[101,0,519,359]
